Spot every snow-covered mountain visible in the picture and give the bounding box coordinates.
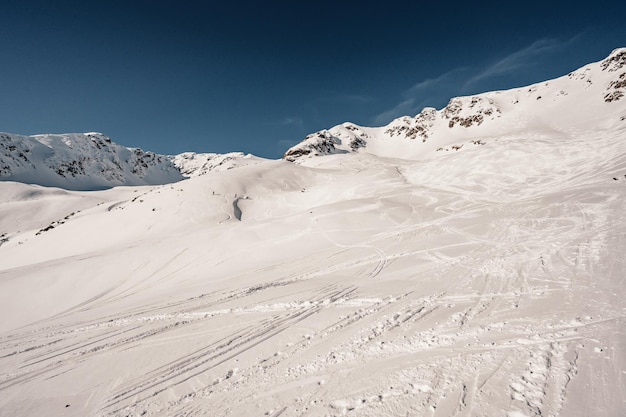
[0,132,184,190]
[284,47,626,162]
[0,132,261,190]
[1,49,625,417]
[2,49,624,190]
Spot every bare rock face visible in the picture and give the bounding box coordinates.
[604,72,626,102]
[443,96,500,128]
[600,49,626,103]
[601,48,626,72]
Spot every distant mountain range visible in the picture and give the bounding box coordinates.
[1,48,625,190]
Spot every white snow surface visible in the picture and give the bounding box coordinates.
[1,48,625,417]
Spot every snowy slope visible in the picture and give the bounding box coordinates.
[284,47,626,162]
[0,49,625,417]
[0,132,260,190]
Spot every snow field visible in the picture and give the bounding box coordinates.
[1,120,625,416]
[1,47,625,417]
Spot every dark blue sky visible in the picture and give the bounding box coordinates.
[1,1,625,158]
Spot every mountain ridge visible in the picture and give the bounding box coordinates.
[284,47,626,163]
[1,48,624,190]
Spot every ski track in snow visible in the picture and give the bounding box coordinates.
[2,80,626,417]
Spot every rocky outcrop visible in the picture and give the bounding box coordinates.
[385,108,437,142]
[283,130,347,162]
[442,96,500,128]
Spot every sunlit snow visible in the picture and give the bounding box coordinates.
[1,49,625,417]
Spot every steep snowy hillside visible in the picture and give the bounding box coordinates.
[284,47,626,162]
[0,132,260,190]
[0,49,625,417]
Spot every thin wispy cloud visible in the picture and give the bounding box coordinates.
[279,117,304,128]
[372,35,587,126]
[464,39,559,88]
[464,35,584,89]
[372,67,468,125]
